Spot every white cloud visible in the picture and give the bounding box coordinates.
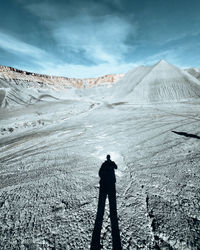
[157,30,200,46]
[14,1,140,77]
[23,1,138,65]
[0,30,47,60]
[0,12,138,77]
[52,15,137,65]
[0,30,185,78]
[0,30,135,77]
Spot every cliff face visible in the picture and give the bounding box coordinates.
[0,65,124,90]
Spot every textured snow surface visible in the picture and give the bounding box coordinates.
[1,101,200,249]
[0,78,83,108]
[1,61,200,249]
[0,71,122,108]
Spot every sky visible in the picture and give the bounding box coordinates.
[0,0,200,78]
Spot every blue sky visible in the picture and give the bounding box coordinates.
[0,0,200,78]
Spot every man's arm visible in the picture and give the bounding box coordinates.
[113,161,117,169]
[99,163,104,178]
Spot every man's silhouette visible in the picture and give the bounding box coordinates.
[91,155,122,250]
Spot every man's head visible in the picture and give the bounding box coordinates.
[106,154,111,160]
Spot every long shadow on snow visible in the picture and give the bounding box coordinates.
[90,156,122,250]
[172,131,200,139]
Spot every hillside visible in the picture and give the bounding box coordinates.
[0,65,124,108]
[112,60,200,103]
[0,66,124,89]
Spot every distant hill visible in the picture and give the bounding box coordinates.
[1,61,200,108]
[0,65,124,90]
[0,65,124,108]
[112,60,200,103]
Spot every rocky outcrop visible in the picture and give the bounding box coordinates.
[0,66,124,90]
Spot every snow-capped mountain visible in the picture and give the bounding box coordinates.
[112,60,200,103]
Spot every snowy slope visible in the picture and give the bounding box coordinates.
[0,66,123,108]
[0,101,200,249]
[185,67,200,81]
[0,78,82,108]
[112,60,200,103]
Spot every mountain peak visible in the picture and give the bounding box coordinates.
[156,59,169,66]
[112,59,200,103]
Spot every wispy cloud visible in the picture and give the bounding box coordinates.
[23,1,139,70]
[0,0,139,78]
[24,0,138,64]
[0,29,136,77]
[0,30,47,60]
[52,15,137,64]
[0,29,190,78]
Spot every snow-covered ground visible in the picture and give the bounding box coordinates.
[0,61,200,249]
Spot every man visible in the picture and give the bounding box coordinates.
[99,154,117,189]
[91,155,122,250]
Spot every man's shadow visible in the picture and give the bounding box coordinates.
[90,184,122,250]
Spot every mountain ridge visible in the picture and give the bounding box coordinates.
[0,65,124,89]
[1,60,200,107]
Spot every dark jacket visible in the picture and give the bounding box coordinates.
[99,160,117,186]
